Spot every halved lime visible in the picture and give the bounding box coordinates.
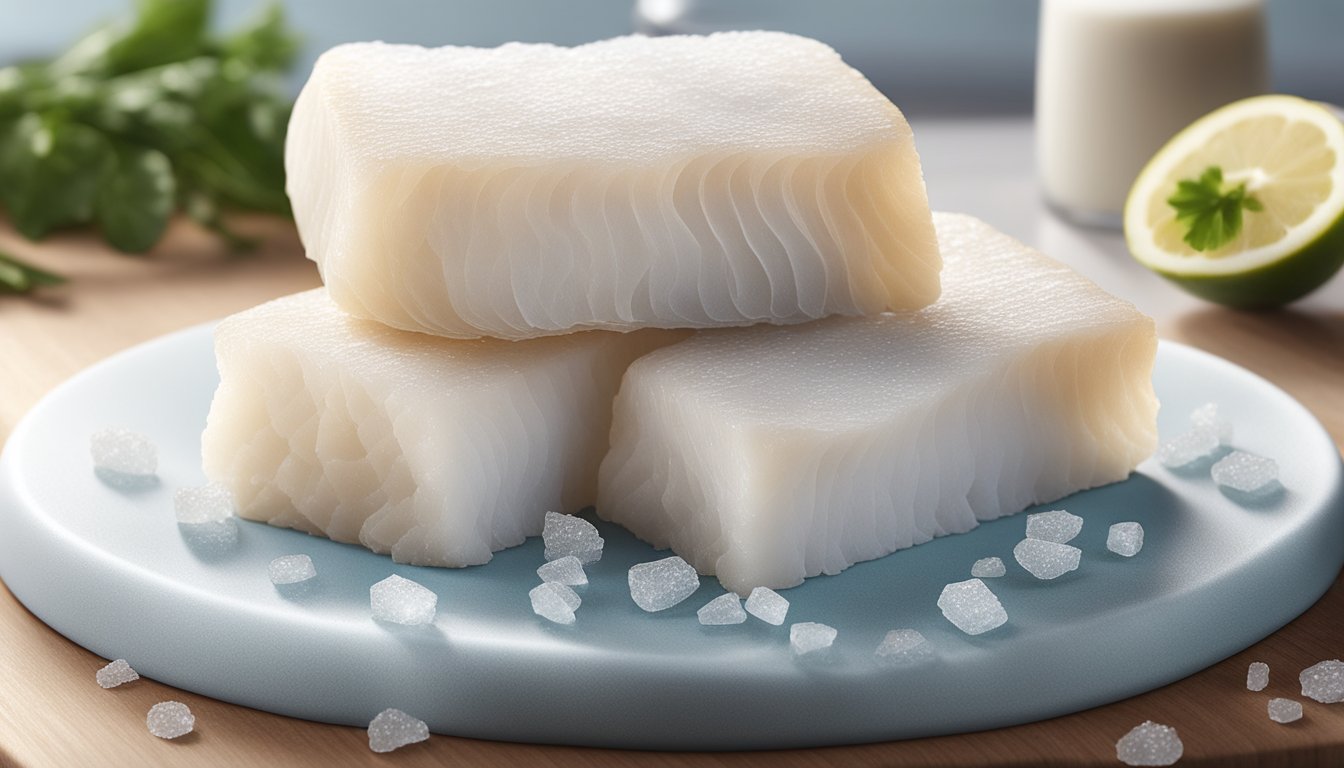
[1124,95,1344,308]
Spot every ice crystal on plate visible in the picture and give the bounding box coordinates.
[370,575,437,625]
[628,556,699,612]
[937,579,1006,636]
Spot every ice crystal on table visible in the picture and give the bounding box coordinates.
[744,587,789,626]
[146,701,194,739]
[1107,522,1144,557]
[1013,538,1081,580]
[628,556,699,612]
[96,659,139,689]
[1268,698,1303,724]
[1247,661,1269,692]
[970,557,1005,578]
[790,622,837,656]
[542,511,604,564]
[530,582,581,625]
[697,593,747,625]
[1025,509,1083,543]
[269,554,316,585]
[1115,721,1182,766]
[370,575,437,626]
[537,555,587,586]
[1300,659,1344,703]
[368,708,429,753]
[1211,450,1278,494]
[937,579,1006,636]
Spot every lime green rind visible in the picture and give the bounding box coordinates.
[1143,213,1344,309]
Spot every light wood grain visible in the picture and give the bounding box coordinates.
[1,216,1342,768]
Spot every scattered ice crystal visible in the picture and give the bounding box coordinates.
[269,554,316,585]
[554,582,581,610]
[96,659,139,689]
[937,579,1007,636]
[1107,522,1144,557]
[1268,698,1303,724]
[146,701,194,740]
[90,428,157,486]
[370,575,437,626]
[173,483,235,524]
[697,593,747,625]
[1013,538,1082,580]
[1190,402,1233,444]
[542,511,604,564]
[1025,509,1083,543]
[875,629,933,663]
[1211,451,1279,494]
[1300,659,1344,703]
[744,587,790,626]
[1155,428,1220,468]
[368,708,429,753]
[530,582,581,624]
[971,557,1006,578]
[790,622,837,656]
[1247,661,1269,692]
[628,556,699,612]
[1116,721,1183,766]
[177,518,239,551]
[536,555,587,586]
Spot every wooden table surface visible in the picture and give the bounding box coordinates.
[2,123,1344,766]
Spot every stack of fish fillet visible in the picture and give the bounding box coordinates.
[202,31,1157,592]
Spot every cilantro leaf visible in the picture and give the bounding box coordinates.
[0,113,111,240]
[53,0,210,78]
[0,0,298,291]
[218,3,299,72]
[1167,165,1263,252]
[96,143,176,252]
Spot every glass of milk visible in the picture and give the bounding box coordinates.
[1036,0,1268,228]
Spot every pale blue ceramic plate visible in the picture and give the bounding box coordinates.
[0,327,1340,750]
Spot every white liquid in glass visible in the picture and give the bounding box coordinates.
[1036,0,1268,227]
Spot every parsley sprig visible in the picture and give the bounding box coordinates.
[1167,165,1264,253]
[0,0,298,294]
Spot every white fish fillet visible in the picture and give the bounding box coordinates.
[286,32,940,340]
[201,289,684,566]
[597,213,1159,594]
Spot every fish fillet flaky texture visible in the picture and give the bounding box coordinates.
[286,32,940,340]
[201,289,684,566]
[598,213,1159,594]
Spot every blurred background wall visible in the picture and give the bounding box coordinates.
[1,0,1340,115]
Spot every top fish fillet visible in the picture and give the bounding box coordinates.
[597,213,1159,594]
[286,32,940,340]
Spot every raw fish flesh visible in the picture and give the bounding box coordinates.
[201,290,683,566]
[286,32,940,340]
[597,213,1158,594]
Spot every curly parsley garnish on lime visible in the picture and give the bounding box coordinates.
[1124,95,1344,308]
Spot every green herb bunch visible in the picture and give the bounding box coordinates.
[0,0,298,293]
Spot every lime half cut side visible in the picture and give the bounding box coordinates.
[1124,95,1344,308]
